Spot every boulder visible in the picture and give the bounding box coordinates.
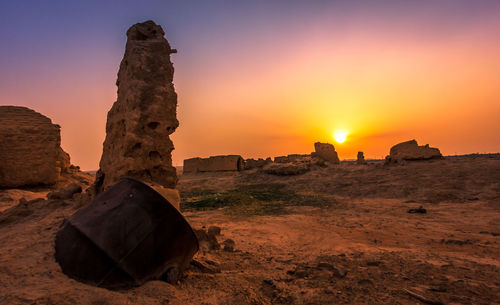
[93,20,179,194]
[0,106,70,187]
[183,155,244,173]
[357,151,367,165]
[311,142,339,164]
[386,140,442,163]
[223,239,235,252]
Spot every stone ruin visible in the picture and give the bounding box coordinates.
[385,139,442,163]
[274,154,311,163]
[0,106,70,187]
[182,142,340,175]
[311,142,340,164]
[183,155,244,173]
[244,157,271,170]
[357,151,367,165]
[92,21,179,202]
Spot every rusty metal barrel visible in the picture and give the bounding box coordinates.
[55,177,198,288]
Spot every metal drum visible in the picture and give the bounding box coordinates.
[55,177,198,288]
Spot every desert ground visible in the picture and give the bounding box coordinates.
[0,156,499,304]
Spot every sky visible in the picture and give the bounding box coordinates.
[1,0,499,170]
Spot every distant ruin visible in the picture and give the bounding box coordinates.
[93,21,179,194]
[0,106,70,187]
[274,154,311,163]
[184,155,244,173]
[386,139,442,163]
[183,142,342,174]
[311,142,340,164]
[357,151,367,165]
[245,158,271,170]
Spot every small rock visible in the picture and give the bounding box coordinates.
[208,234,220,250]
[223,239,235,252]
[333,267,347,278]
[408,206,427,214]
[190,259,221,274]
[316,262,335,270]
[47,183,82,200]
[160,266,179,284]
[207,226,221,236]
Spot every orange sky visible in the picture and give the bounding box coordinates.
[1,1,499,170]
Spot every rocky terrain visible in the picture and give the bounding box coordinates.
[0,155,498,304]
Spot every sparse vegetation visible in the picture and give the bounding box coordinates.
[181,183,333,216]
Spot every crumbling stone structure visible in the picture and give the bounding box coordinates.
[93,21,179,194]
[274,154,311,163]
[357,151,367,165]
[311,142,340,164]
[0,106,70,187]
[183,155,244,173]
[244,158,271,170]
[385,139,442,163]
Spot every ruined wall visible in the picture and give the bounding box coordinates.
[94,21,179,193]
[0,106,69,187]
[311,142,340,164]
[183,155,244,173]
[357,151,367,165]
[386,139,442,163]
[274,154,311,164]
[244,158,271,170]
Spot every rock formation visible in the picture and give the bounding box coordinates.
[93,21,179,194]
[184,155,244,173]
[311,142,340,164]
[0,106,70,187]
[385,139,442,163]
[357,151,367,165]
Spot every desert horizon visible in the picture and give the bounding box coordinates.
[2,1,500,170]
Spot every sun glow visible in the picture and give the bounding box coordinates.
[333,130,348,143]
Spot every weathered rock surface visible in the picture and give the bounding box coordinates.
[0,106,70,187]
[311,142,340,164]
[357,151,367,165]
[93,20,179,194]
[183,155,244,173]
[386,140,442,163]
[47,183,82,200]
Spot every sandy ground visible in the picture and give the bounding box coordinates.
[0,157,499,304]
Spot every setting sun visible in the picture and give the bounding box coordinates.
[333,130,348,143]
